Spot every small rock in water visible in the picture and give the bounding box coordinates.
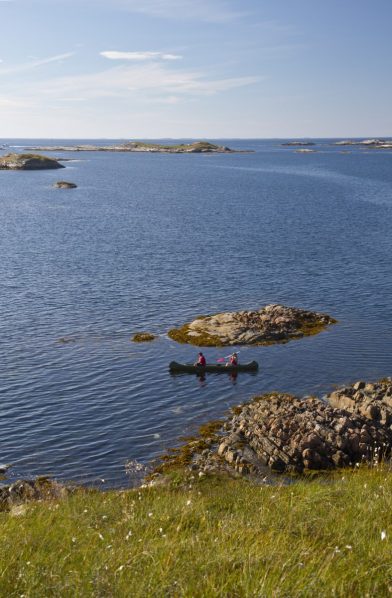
[54,181,77,189]
[0,464,10,474]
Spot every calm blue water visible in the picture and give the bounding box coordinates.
[0,139,391,488]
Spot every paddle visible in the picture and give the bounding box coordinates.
[217,351,241,363]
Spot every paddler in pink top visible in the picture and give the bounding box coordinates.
[227,352,238,367]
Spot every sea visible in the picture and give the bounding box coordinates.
[0,138,391,488]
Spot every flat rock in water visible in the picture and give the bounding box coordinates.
[168,304,336,346]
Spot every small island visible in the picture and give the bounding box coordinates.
[0,153,65,170]
[334,138,392,149]
[168,304,336,346]
[25,141,249,154]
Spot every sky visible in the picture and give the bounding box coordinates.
[1,0,392,138]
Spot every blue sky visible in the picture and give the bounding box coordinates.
[1,0,392,138]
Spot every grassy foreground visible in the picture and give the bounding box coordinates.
[1,467,392,597]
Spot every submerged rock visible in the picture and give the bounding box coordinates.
[168,304,336,347]
[0,153,64,170]
[132,332,156,342]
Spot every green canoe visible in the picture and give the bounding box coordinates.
[169,361,259,374]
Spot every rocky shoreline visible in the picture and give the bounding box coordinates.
[153,378,392,480]
[168,304,336,346]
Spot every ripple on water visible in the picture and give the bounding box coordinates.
[0,140,391,487]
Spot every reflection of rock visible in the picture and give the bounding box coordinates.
[168,304,336,347]
[132,332,156,342]
[0,153,64,170]
[54,181,77,189]
[155,380,392,478]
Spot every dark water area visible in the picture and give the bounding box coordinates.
[0,138,391,488]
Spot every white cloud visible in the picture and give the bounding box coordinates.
[100,51,182,61]
[31,63,260,101]
[0,52,74,76]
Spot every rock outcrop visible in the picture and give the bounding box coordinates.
[329,379,392,425]
[0,153,64,170]
[168,304,336,347]
[0,478,73,511]
[154,379,392,479]
[54,181,77,189]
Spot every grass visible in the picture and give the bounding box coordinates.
[1,466,392,597]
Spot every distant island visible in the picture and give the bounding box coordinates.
[281,141,315,147]
[24,141,250,154]
[335,138,392,149]
[0,153,64,170]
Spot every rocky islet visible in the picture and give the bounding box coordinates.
[0,153,64,170]
[168,304,336,347]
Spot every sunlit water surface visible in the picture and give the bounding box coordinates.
[0,139,391,487]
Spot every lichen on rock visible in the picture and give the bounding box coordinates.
[168,304,336,347]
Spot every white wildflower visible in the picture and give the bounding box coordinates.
[381,530,387,541]
[98,533,104,541]
[148,512,153,517]
[345,545,352,550]
[186,500,192,506]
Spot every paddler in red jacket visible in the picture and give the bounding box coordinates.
[195,352,206,367]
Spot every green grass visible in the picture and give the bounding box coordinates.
[1,466,392,596]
